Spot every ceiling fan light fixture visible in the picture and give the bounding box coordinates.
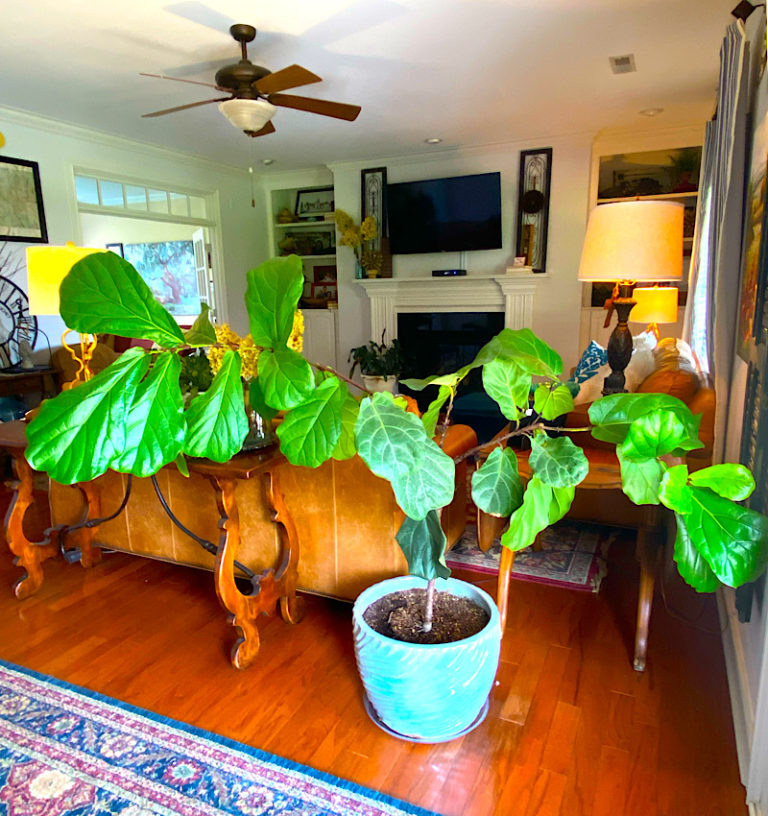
[218,98,277,133]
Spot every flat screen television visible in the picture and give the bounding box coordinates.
[386,172,502,254]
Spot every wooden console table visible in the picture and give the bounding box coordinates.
[0,421,303,670]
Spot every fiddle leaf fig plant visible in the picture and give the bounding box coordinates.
[22,251,768,633]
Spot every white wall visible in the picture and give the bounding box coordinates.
[326,134,593,373]
[0,106,267,346]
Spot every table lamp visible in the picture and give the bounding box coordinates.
[578,200,683,394]
[629,285,679,340]
[26,243,103,385]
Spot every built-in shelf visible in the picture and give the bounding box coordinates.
[597,190,699,205]
[274,219,335,230]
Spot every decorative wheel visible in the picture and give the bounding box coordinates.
[0,276,38,369]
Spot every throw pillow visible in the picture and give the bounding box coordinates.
[572,340,608,384]
[573,362,611,405]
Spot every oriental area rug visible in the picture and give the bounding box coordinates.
[0,660,440,816]
[447,520,619,593]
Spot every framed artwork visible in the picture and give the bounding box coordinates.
[738,110,768,361]
[0,157,48,243]
[105,243,124,257]
[295,186,334,220]
[361,166,392,278]
[597,146,702,199]
[311,281,337,301]
[278,230,335,256]
[515,148,552,273]
[313,265,337,283]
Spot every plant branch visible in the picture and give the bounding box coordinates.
[453,423,594,463]
[312,362,371,394]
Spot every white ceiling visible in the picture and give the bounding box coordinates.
[0,0,735,171]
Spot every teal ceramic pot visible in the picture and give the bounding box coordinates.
[352,576,501,742]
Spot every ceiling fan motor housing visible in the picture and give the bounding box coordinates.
[215,62,271,98]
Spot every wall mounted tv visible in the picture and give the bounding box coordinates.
[386,171,502,254]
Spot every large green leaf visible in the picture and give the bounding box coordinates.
[421,385,451,438]
[332,387,360,461]
[684,487,768,588]
[548,485,575,523]
[588,393,692,444]
[529,434,588,488]
[25,348,149,484]
[501,477,553,551]
[245,256,304,347]
[257,346,315,410]
[673,513,721,593]
[355,392,455,520]
[618,408,703,462]
[401,364,471,392]
[183,350,248,462]
[59,252,185,348]
[482,357,531,421]
[689,464,755,501]
[471,447,523,517]
[183,303,217,347]
[658,464,692,513]
[486,328,563,377]
[114,352,185,477]
[248,378,278,423]
[396,511,451,581]
[617,448,663,506]
[533,383,574,421]
[277,377,344,467]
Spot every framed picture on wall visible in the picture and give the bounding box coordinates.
[295,186,334,220]
[515,147,552,273]
[361,166,392,278]
[105,243,124,257]
[0,156,48,243]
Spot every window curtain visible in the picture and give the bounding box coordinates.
[684,21,749,462]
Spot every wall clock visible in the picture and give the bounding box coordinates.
[0,276,38,369]
[515,148,553,273]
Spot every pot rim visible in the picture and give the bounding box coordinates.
[353,575,500,650]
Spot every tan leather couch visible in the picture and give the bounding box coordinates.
[48,423,477,601]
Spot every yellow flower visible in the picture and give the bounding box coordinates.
[288,309,304,353]
[360,216,378,241]
[341,228,361,249]
[334,209,354,232]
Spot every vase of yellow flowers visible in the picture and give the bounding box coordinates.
[335,209,382,279]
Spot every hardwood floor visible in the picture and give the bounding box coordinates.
[0,491,747,815]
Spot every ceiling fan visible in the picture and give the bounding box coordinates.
[141,23,362,138]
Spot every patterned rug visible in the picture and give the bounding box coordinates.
[0,660,440,816]
[447,520,617,593]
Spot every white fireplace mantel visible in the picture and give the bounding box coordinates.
[357,270,545,342]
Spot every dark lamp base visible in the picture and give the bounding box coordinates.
[603,283,636,396]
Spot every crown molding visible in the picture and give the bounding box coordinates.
[0,105,249,178]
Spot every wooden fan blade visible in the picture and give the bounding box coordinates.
[142,97,231,118]
[246,120,276,138]
[268,93,361,121]
[254,64,322,94]
[139,72,221,90]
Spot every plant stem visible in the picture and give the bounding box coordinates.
[312,363,371,394]
[453,423,593,463]
[422,577,436,633]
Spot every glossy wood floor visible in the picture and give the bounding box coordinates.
[0,492,747,816]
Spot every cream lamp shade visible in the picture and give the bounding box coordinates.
[26,243,103,316]
[629,286,679,324]
[577,200,684,282]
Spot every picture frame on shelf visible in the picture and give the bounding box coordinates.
[597,146,702,200]
[361,166,392,278]
[313,265,337,283]
[295,186,335,220]
[278,230,335,257]
[311,281,337,302]
[515,147,552,274]
[0,156,48,243]
[105,243,124,257]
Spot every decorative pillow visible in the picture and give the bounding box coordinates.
[573,362,610,405]
[572,341,608,384]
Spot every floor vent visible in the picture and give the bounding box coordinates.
[609,54,637,74]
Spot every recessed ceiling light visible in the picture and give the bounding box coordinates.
[424,137,442,145]
[261,158,276,165]
[639,108,664,117]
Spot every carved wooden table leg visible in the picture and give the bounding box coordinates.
[4,453,59,599]
[634,529,660,672]
[496,546,516,633]
[68,481,103,568]
[210,467,304,670]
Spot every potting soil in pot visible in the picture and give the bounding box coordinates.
[363,588,490,644]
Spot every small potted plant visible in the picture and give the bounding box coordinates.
[349,331,404,393]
